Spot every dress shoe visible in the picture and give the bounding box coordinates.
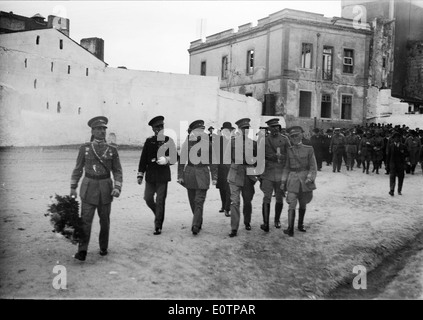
[389,190,394,196]
[298,226,306,232]
[153,228,162,235]
[229,230,237,237]
[245,223,251,231]
[219,208,224,213]
[275,221,281,229]
[99,249,108,256]
[192,226,200,235]
[224,210,231,217]
[74,251,87,261]
[398,191,402,195]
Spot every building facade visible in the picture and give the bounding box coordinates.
[188,9,373,131]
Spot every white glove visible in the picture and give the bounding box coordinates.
[156,156,168,165]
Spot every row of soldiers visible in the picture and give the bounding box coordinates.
[70,115,318,261]
[308,125,423,175]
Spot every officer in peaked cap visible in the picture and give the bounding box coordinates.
[87,116,108,128]
[259,117,290,232]
[221,121,235,131]
[148,115,164,127]
[235,118,251,129]
[138,115,178,235]
[178,119,217,235]
[226,117,257,237]
[281,124,317,237]
[189,120,206,131]
[329,127,346,173]
[71,116,122,261]
[216,121,235,217]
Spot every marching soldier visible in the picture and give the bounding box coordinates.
[345,129,360,171]
[281,126,317,237]
[358,130,374,174]
[226,118,258,237]
[215,121,235,217]
[387,132,409,196]
[178,120,218,235]
[329,128,346,173]
[137,116,178,235]
[310,128,324,171]
[71,116,123,261]
[259,118,290,232]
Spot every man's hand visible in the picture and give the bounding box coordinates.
[212,180,217,186]
[156,156,168,165]
[177,178,185,186]
[280,183,286,193]
[111,188,120,197]
[137,176,143,185]
[70,188,77,199]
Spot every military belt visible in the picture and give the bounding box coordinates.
[290,168,309,172]
[85,173,111,180]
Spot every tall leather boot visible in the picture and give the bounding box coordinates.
[274,202,283,228]
[260,203,270,232]
[298,208,306,232]
[283,209,295,237]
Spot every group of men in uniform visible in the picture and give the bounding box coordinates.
[70,115,319,260]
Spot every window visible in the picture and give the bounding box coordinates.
[46,102,49,110]
[299,91,312,118]
[36,36,40,45]
[321,94,331,118]
[59,39,63,50]
[25,58,27,68]
[86,68,89,76]
[68,65,71,74]
[246,49,254,74]
[301,43,313,69]
[57,102,61,113]
[341,95,352,120]
[322,46,333,80]
[343,49,354,73]
[34,79,37,89]
[221,56,228,79]
[200,61,206,76]
[51,62,54,72]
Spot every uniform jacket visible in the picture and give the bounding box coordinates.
[405,136,421,165]
[225,134,258,187]
[386,142,408,170]
[260,133,290,182]
[358,136,374,157]
[345,134,360,153]
[178,133,218,190]
[138,135,177,183]
[71,141,123,205]
[329,133,346,153]
[281,143,317,193]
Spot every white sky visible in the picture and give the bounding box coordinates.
[0,0,343,73]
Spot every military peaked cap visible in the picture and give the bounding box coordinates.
[313,128,320,134]
[235,118,251,129]
[88,116,108,128]
[221,121,234,130]
[287,126,304,136]
[265,118,281,127]
[189,120,205,131]
[148,115,165,127]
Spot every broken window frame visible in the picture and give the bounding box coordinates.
[343,49,354,74]
[301,43,313,69]
[341,94,352,120]
[246,49,254,75]
[322,46,333,81]
[321,93,332,118]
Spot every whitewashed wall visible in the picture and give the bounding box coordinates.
[0,29,262,147]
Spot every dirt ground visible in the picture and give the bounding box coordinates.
[0,147,422,300]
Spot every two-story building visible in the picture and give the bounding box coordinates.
[188,9,373,131]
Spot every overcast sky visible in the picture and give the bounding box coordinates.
[1,1,344,73]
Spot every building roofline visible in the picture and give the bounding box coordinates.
[0,27,108,66]
[188,12,372,53]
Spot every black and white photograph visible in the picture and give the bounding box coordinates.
[0,0,422,307]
